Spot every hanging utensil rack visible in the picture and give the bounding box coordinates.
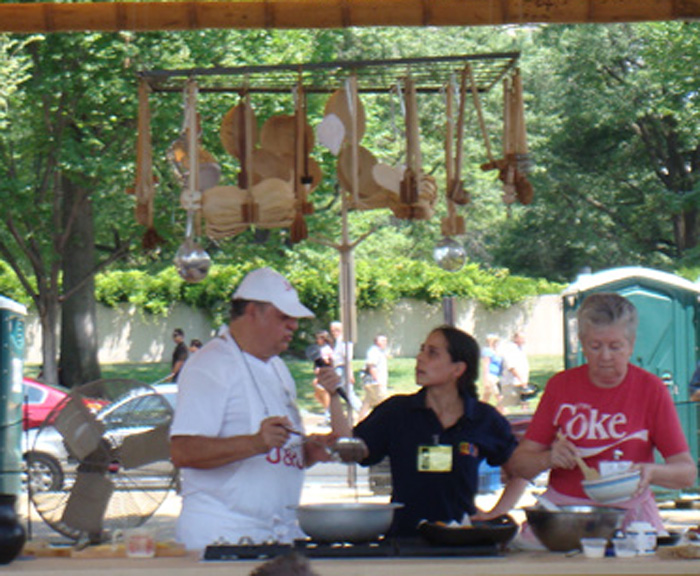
[138,52,519,95]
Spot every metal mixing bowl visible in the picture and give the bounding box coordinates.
[525,505,626,552]
[294,503,403,543]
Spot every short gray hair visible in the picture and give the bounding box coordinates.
[577,292,638,342]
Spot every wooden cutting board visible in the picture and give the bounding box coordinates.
[24,540,187,559]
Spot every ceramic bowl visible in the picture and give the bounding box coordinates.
[582,470,641,504]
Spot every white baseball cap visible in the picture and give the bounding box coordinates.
[233,268,314,318]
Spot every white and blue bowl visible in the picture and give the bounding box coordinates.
[582,470,641,504]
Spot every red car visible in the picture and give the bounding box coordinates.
[21,378,68,430]
[21,377,108,430]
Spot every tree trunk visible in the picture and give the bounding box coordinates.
[38,297,60,387]
[59,177,101,388]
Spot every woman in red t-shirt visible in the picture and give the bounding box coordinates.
[510,293,696,531]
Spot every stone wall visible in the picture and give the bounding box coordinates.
[21,295,564,364]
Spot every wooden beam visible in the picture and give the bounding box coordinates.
[0,0,698,34]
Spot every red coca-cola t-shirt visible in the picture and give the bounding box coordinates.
[525,364,689,498]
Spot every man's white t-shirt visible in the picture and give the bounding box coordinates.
[499,340,530,407]
[365,344,388,387]
[170,332,305,549]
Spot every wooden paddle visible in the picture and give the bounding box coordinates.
[291,78,310,243]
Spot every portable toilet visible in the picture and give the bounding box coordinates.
[562,267,700,483]
[0,296,26,495]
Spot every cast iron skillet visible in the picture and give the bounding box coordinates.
[418,514,518,547]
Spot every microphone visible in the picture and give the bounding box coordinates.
[304,344,350,403]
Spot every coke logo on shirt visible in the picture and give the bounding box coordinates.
[554,404,628,440]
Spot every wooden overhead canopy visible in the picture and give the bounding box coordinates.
[1,0,699,34]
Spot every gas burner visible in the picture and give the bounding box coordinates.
[293,539,394,558]
[203,537,501,560]
[203,542,291,561]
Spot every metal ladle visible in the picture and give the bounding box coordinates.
[331,437,366,463]
[174,211,211,283]
[286,429,365,464]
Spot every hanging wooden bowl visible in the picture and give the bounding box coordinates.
[260,114,315,158]
[252,148,293,185]
[220,102,258,159]
[202,179,295,240]
[336,145,381,198]
[324,89,367,144]
[278,153,323,193]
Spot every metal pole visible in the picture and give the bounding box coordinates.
[443,296,456,326]
[339,190,358,489]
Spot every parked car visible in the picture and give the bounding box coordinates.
[21,377,108,431]
[23,383,177,493]
[21,378,68,431]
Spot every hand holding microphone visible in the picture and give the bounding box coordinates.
[305,344,349,403]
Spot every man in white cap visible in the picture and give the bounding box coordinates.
[170,268,336,550]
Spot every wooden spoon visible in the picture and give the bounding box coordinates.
[573,452,601,481]
[557,431,600,481]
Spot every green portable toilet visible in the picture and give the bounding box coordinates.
[562,267,700,484]
[0,296,26,495]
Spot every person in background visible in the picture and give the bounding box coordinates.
[689,361,700,402]
[189,339,203,354]
[170,268,337,549]
[358,334,389,421]
[319,325,528,537]
[509,293,697,533]
[170,328,189,382]
[480,334,503,411]
[329,321,361,413]
[499,331,529,412]
[311,330,335,419]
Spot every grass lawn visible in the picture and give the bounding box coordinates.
[97,353,564,415]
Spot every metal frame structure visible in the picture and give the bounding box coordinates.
[138,52,520,95]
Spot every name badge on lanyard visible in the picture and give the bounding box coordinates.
[417,444,453,473]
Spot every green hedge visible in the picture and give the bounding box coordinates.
[92,257,563,325]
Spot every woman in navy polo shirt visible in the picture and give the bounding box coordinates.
[322,325,528,537]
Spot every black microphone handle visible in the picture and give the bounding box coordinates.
[335,386,350,403]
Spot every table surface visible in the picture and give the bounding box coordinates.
[6,550,700,576]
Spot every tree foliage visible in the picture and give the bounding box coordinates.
[492,23,700,281]
[1,23,699,373]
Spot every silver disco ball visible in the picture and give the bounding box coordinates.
[433,237,466,272]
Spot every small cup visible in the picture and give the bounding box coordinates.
[626,521,657,555]
[612,537,637,558]
[125,528,155,558]
[580,537,607,559]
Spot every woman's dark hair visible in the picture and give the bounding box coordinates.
[431,325,480,399]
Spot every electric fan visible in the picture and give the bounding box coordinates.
[25,379,178,543]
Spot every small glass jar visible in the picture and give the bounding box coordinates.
[626,521,657,556]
